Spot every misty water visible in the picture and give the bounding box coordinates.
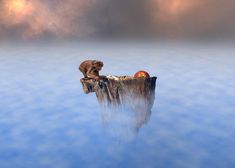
[0,42,234,168]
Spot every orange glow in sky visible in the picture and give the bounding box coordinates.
[6,0,34,16]
[168,0,194,15]
[169,0,184,14]
[11,0,26,12]
[152,0,195,16]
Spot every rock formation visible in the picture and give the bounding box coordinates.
[80,76,157,133]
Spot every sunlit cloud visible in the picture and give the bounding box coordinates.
[0,0,235,40]
[0,0,95,39]
[5,0,34,16]
[153,0,196,16]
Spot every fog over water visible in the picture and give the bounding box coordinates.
[0,41,234,168]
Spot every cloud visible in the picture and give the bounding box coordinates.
[151,0,235,39]
[0,43,235,167]
[0,0,95,39]
[0,0,235,39]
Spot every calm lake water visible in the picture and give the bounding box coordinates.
[0,42,234,168]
